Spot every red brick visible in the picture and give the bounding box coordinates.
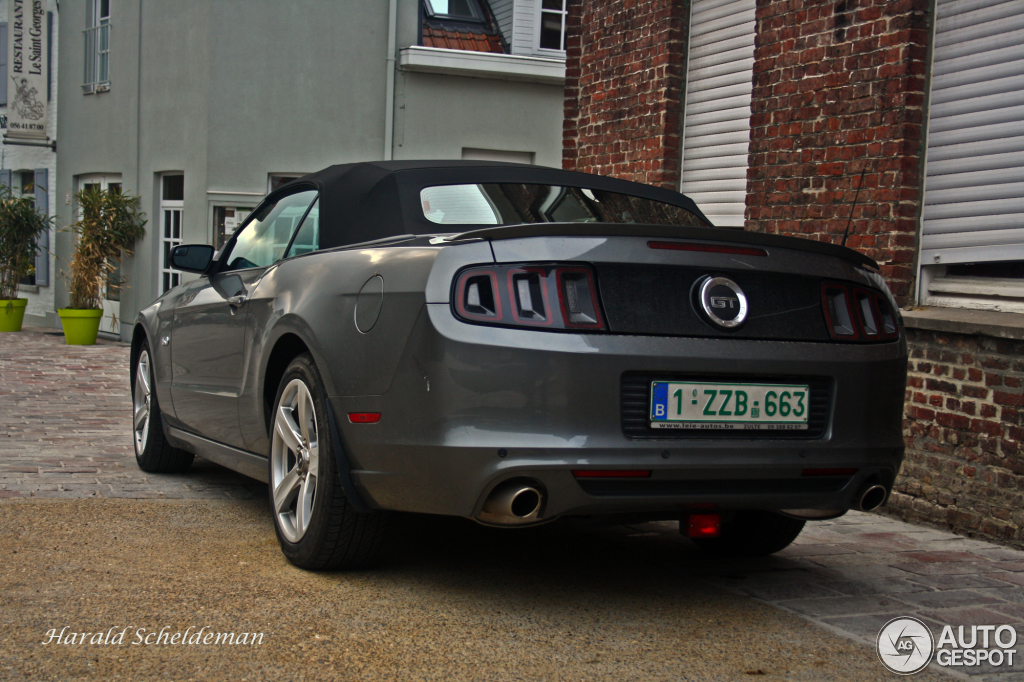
[995,392,1024,408]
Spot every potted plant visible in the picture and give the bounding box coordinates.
[0,185,53,332]
[59,187,146,345]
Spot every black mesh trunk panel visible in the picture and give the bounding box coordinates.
[595,264,831,341]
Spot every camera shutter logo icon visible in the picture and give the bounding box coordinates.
[877,617,934,675]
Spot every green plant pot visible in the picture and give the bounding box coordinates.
[58,308,104,345]
[0,298,28,332]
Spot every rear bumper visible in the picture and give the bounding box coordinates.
[332,305,907,520]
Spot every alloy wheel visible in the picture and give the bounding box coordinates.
[271,378,320,543]
[133,351,152,455]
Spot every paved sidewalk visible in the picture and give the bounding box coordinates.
[677,513,1024,680]
[0,327,263,500]
[4,326,1024,679]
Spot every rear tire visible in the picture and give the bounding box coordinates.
[268,353,391,570]
[691,511,805,557]
[132,342,194,473]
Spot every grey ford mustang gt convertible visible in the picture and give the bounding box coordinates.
[130,161,906,569]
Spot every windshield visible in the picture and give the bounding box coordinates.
[420,183,706,227]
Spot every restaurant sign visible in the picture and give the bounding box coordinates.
[6,0,47,141]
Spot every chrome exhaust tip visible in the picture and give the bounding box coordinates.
[477,481,543,526]
[858,484,888,512]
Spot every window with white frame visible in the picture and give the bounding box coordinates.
[537,0,567,52]
[160,174,184,293]
[83,0,110,93]
[212,206,253,252]
[505,0,567,58]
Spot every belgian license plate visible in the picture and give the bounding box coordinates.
[649,381,810,430]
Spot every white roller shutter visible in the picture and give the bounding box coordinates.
[679,0,755,228]
[920,0,1024,265]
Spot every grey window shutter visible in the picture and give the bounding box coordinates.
[34,169,48,286]
[0,23,8,106]
[680,0,756,228]
[0,170,11,189]
[920,0,1024,265]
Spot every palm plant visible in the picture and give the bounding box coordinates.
[65,187,147,309]
[0,185,52,301]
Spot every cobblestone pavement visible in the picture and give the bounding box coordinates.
[684,514,1024,680]
[0,327,264,501]
[4,327,1024,679]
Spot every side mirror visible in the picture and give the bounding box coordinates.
[169,244,215,273]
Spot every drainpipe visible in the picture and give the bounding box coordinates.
[383,0,398,161]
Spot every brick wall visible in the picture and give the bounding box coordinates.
[746,0,931,306]
[562,0,689,189]
[888,329,1024,544]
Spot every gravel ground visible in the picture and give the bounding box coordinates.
[0,498,947,681]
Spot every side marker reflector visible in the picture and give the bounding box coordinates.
[348,412,381,424]
[801,468,857,477]
[572,470,652,478]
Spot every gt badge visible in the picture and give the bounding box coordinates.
[698,276,748,329]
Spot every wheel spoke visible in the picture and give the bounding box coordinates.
[133,403,149,430]
[275,405,303,453]
[137,358,151,396]
[297,388,312,444]
[307,441,319,473]
[273,467,302,514]
[296,473,316,532]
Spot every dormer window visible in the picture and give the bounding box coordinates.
[421,0,507,53]
[425,0,485,21]
[538,0,567,51]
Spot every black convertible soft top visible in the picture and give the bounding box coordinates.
[284,160,707,245]
[280,161,876,270]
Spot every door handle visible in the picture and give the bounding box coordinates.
[227,294,247,307]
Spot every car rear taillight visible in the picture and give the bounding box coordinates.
[454,264,606,331]
[821,283,899,342]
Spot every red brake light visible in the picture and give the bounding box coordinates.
[453,264,605,332]
[875,294,900,339]
[556,267,604,329]
[821,283,899,342]
[507,267,553,327]
[686,513,721,538]
[455,270,502,322]
[821,284,858,340]
[648,241,767,257]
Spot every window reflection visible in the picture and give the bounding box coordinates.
[225,190,317,271]
[419,184,706,228]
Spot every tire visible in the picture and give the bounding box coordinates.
[268,353,391,570]
[690,510,805,557]
[132,341,194,473]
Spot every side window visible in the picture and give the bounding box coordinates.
[223,190,317,271]
[285,198,319,258]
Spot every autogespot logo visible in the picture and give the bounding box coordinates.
[877,617,934,675]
